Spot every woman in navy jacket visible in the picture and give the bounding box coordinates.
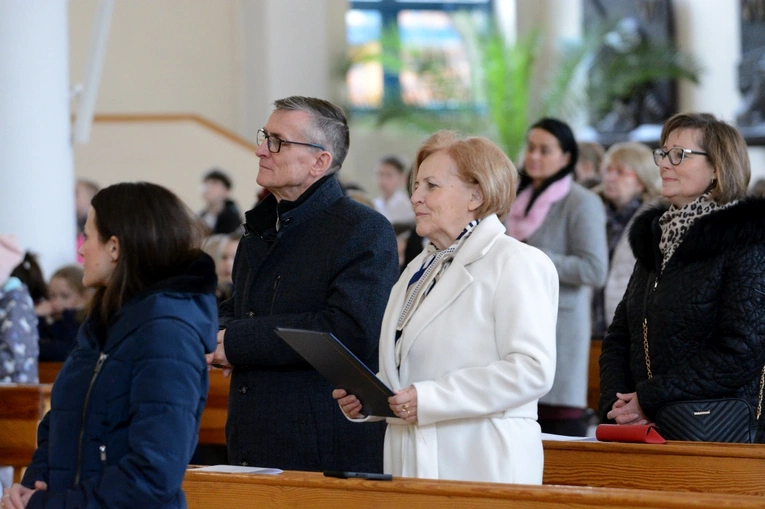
[3,182,218,509]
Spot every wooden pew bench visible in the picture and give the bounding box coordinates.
[543,439,765,496]
[587,338,602,410]
[198,368,229,445]
[37,361,62,385]
[7,373,765,502]
[0,384,51,482]
[182,469,765,509]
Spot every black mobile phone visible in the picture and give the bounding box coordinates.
[323,471,392,481]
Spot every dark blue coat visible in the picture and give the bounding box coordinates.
[22,254,218,508]
[220,176,399,472]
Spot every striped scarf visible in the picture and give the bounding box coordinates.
[396,220,480,337]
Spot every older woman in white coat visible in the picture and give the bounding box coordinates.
[333,131,558,484]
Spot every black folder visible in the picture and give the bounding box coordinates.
[274,327,395,417]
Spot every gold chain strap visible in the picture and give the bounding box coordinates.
[644,313,765,420]
[642,317,653,379]
[758,366,765,420]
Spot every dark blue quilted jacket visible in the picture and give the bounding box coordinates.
[22,254,218,508]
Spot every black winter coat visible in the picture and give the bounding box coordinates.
[220,177,399,471]
[599,198,765,441]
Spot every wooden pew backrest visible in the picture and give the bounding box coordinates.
[544,439,765,496]
[37,362,62,385]
[588,339,602,411]
[0,384,51,481]
[183,469,765,509]
[198,369,229,445]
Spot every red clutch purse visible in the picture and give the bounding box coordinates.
[595,424,666,444]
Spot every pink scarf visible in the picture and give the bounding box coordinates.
[505,175,572,241]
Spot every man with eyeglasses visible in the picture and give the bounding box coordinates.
[207,96,399,473]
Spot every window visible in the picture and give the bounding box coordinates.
[346,0,493,110]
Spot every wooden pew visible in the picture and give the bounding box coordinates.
[37,361,62,385]
[198,369,229,445]
[182,469,765,509]
[0,384,51,482]
[587,338,602,411]
[543,439,765,496]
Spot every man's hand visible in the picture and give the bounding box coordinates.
[333,389,364,419]
[205,329,233,377]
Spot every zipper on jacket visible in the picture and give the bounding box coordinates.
[99,444,107,465]
[270,275,281,315]
[74,352,108,486]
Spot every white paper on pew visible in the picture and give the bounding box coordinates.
[542,433,599,442]
[194,465,283,475]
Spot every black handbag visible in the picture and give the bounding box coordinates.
[655,398,758,442]
[641,274,765,443]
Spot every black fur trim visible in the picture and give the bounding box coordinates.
[146,252,218,295]
[629,197,765,268]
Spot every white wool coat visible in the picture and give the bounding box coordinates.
[375,215,558,483]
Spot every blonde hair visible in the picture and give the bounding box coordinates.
[50,264,86,296]
[203,234,230,266]
[413,131,517,221]
[603,142,662,200]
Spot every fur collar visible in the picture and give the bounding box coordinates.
[629,196,765,270]
[144,251,218,296]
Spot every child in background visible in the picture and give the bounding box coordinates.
[0,236,39,504]
[203,232,241,305]
[372,155,415,226]
[0,234,39,383]
[37,265,89,361]
[216,231,241,303]
[10,252,47,307]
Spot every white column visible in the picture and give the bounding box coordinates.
[516,0,584,126]
[673,1,765,185]
[236,0,346,141]
[0,1,75,278]
[495,0,518,44]
[673,0,741,120]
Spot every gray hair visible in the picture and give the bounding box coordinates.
[273,96,350,173]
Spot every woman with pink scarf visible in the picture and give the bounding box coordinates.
[505,118,608,436]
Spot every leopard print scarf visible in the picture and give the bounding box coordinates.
[658,192,736,273]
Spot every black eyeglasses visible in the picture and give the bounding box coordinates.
[257,128,325,153]
[653,147,708,166]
